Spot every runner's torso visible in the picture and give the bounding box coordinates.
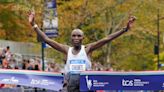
[65,45,91,74]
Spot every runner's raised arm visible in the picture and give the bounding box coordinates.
[28,11,69,55]
[85,16,136,53]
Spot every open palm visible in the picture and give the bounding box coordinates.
[127,16,136,29]
[28,11,35,26]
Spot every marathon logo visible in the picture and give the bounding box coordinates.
[122,79,133,86]
[0,77,19,84]
[122,79,150,87]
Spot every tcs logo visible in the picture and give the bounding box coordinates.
[122,79,133,86]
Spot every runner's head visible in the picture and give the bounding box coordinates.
[71,29,84,47]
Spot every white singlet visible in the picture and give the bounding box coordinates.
[65,45,91,74]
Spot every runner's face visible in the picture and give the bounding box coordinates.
[71,30,84,47]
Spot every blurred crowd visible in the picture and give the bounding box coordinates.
[0,46,60,72]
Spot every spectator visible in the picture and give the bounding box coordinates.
[22,59,27,70]
[35,58,41,70]
[45,62,55,72]
[27,59,34,70]
[5,46,12,62]
[2,56,11,69]
[0,49,3,65]
[1,46,12,62]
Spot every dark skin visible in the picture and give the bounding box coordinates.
[28,11,136,60]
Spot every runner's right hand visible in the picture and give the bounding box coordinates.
[28,11,35,26]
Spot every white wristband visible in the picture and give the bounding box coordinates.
[33,24,38,28]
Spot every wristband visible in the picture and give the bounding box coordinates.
[33,24,38,28]
[123,27,128,32]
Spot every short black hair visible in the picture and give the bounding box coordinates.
[7,46,10,49]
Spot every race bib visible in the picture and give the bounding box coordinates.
[69,60,86,72]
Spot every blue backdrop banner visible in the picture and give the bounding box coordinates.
[0,69,63,91]
[80,71,164,91]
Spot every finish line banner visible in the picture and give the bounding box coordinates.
[80,71,164,91]
[0,69,63,91]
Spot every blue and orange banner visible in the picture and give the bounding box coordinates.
[0,69,63,91]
